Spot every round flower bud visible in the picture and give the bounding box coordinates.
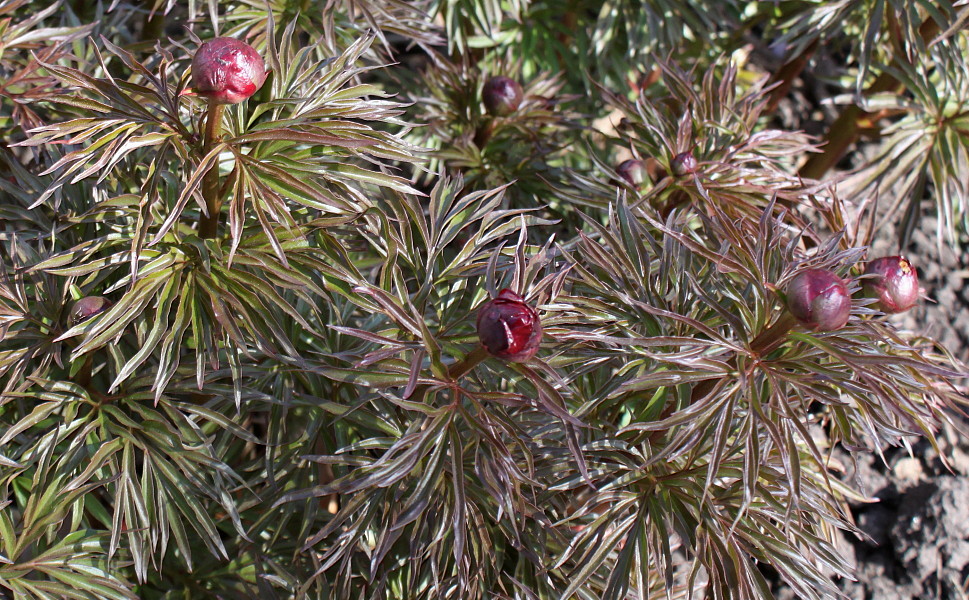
[616,159,649,188]
[482,76,523,117]
[191,37,266,104]
[670,151,698,177]
[863,256,919,313]
[70,296,111,325]
[785,269,851,331]
[476,289,542,362]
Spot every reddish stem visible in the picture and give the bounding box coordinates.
[199,101,225,239]
[448,345,490,380]
[473,119,497,149]
[798,19,941,181]
[765,42,817,115]
[689,311,799,406]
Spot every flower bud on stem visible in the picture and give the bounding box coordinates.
[689,312,798,405]
[410,290,540,402]
[448,345,490,380]
[680,271,851,425]
[406,345,490,402]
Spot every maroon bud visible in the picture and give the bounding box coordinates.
[863,256,920,313]
[70,296,111,325]
[785,269,851,331]
[191,37,266,104]
[616,159,649,188]
[476,289,542,362]
[482,76,523,117]
[670,151,698,177]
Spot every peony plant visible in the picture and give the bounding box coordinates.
[785,269,852,331]
[0,2,965,600]
[863,256,921,314]
[476,288,543,362]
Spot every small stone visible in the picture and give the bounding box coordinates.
[892,457,924,484]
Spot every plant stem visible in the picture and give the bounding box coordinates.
[199,101,225,239]
[448,345,490,379]
[689,310,798,405]
[798,18,941,181]
[765,42,817,115]
[797,73,898,180]
[405,345,490,402]
[473,119,496,149]
[74,353,94,389]
[748,311,798,357]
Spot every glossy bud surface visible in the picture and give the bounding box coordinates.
[671,151,698,176]
[476,289,542,362]
[482,76,523,117]
[863,256,919,313]
[192,37,266,104]
[70,296,111,325]
[617,159,648,188]
[785,269,851,331]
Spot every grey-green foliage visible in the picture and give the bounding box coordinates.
[0,1,966,599]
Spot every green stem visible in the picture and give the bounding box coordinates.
[798,18,940,181]
[448,345,490,380]
[407,346,490,401]
[199,101,225,239]
[689,310,798,405]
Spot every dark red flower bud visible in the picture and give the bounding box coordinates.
[670,151,698,177]
[616,159,649,188]
[476,289,542,362]
[482,76,523,117]
[70,296,111,325]
[191,37,266,104]
[785,269,851,331]
[863,256,920,313]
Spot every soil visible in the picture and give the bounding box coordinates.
[761,43,969,592]
[829,425,969,600]
[770,209,969,599]
[831,213,969,600]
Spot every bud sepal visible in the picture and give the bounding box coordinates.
[190,37,266,105]
[863,256,920,314]
[476,289,543,362]
[784,269,851,331]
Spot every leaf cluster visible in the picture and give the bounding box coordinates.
[0,1,967,600]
